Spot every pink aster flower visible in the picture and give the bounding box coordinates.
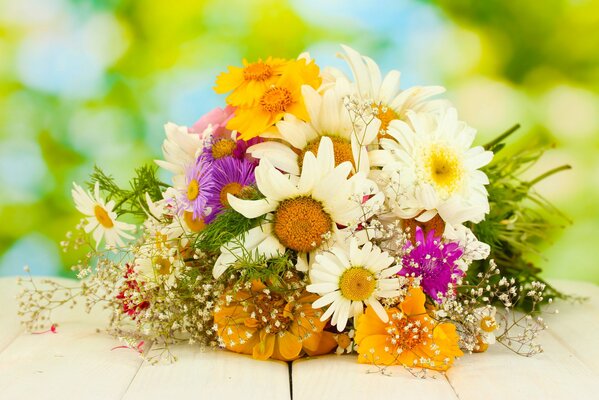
[399,226,464,302]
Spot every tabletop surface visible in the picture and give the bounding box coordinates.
[1,277,598,400]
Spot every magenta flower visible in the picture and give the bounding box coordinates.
[399,227,464,302]
[204,156,256,223]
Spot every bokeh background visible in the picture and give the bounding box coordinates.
[1,0,598,282]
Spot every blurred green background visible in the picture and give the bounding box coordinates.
[0,0,598,282]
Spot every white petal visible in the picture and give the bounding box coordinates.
[228,197,276,219]
[366,298,389,323]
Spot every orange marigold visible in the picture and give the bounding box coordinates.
[355,286,463,371]
[224,58,321,140]
[214,282,336,361]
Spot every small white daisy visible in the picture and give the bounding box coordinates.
[212,136,384,279]
[307,238,401,332]
[71,182,135,249]
[474,306,498,345]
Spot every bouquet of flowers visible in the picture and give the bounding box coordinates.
[19,45,569,372]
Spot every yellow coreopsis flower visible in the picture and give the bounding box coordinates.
[355,286,463,371]
[224,58,321,140]
[214,57,288,107]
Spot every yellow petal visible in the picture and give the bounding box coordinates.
[253,331,276,360]
[274,331,303,361]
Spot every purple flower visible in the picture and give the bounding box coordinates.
[399,227,464,302]
[174,155,215,220]
[204,156,256,223]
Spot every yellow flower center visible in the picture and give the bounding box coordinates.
[183,211,206,232]
[219,182,244,207]
[339,267,376,301]
[211,139,236,159]
[374,103,399,139]
[299,136,354,169]
[152,256,171,275]
[273,196,332,253]
[480,316,497,333]
[424,144,463,196]
[260,86,293,113]
[93,205,114,228]
[187,179,200,201]
[243,62,273,82]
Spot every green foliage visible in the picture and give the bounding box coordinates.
[194,209,259,254]
[470,126,572,303]
[86,165,167,219]
[230,250,298,293]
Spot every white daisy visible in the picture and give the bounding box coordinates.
[248,84,381,176]
[154,122,203,187]
[212,136,384,279]
[332,45,448,138]
[307,238,401,332]
[371,107,493,228]
[474,306,498,345]
[71,182,135,249]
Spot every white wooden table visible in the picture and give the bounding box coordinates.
[1,278,598,400]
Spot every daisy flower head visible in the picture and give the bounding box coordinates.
[171,154,215,220]
[204,156,256,223]
[355,286,463,371]
[248,83,381,176]
[307,239,401,332]
[334,45,447,139]
[215,57,289,107]
[212,136,384,279]
[399,226,464,302]
[226,58,321,140]
[474,306,498,352]
[71,182,135,249]
[374,107,494,228]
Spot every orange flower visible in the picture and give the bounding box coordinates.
[225,59,321,140]
[215,57,288,107]
[214,282,336,361]
[355,286,463,371]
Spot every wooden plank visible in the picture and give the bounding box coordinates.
[446,281,599,398]
[541,279,599,375]
[292,355,458,400]
[122,347,291,400]
[0,278,24,352]
[0,277,147,400]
